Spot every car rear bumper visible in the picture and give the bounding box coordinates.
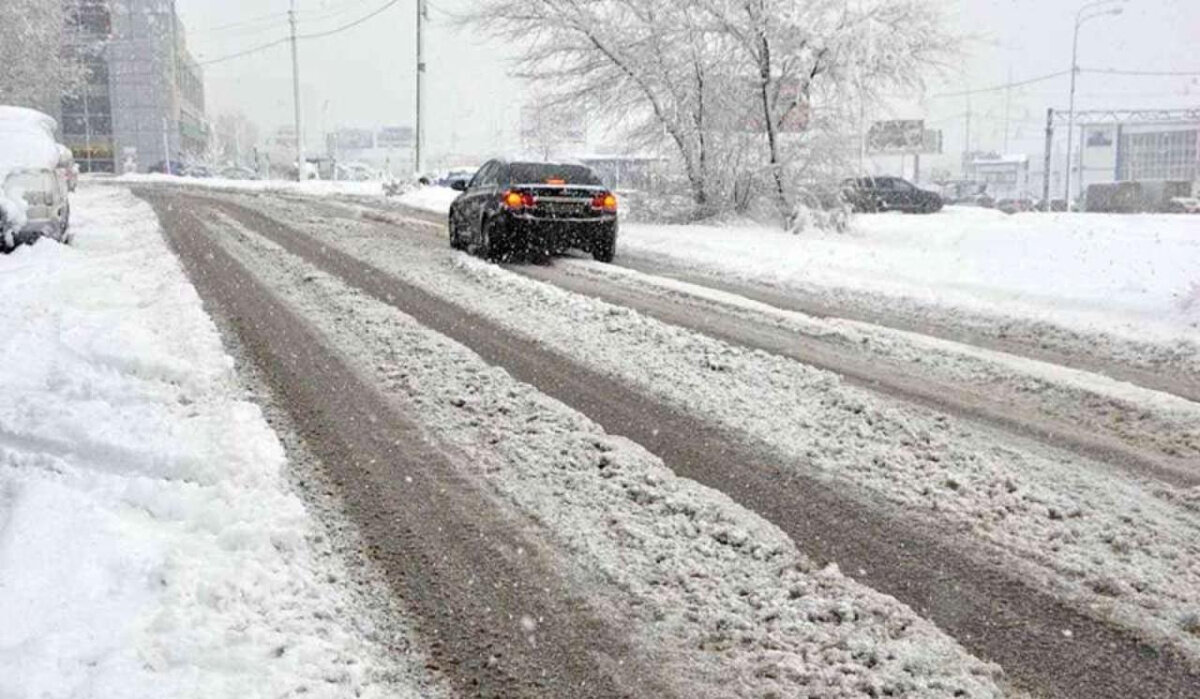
[499,213,618,250]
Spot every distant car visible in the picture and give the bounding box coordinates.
[996,198,1035,215]
[843,176,944,214]
[3,167,71,249]
[218,165,259,181]
[149,160,186,175]
[182,164,213,178]
[1165,197,1200,214]
[448,159,619,262]
[437,168,477,190]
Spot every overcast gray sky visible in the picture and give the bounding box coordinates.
[178,0,1200,163]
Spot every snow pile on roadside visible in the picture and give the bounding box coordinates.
[396,185,461,215]
[0,188,439,698]
[215,205,1008,697]
[619,208,1200,348]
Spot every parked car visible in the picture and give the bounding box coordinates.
[1164,197,1200,214]
[149,160,186,175]
[448,159,619,262]
[58,144,78,192]
[218,165,259,181]
[437,167,477,190]
[3,167,71,249]
[996,198,1036,215]
[0,106,71,251]
[182,164,213,178]
[842,176,944,214]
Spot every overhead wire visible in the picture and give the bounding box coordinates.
[196,0,404,67]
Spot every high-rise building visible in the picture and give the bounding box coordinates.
[61,0,207,173]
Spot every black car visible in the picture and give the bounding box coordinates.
[149,160,187,175]
[843,176,944,214]
[448,159,618,262]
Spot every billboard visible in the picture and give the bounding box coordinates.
[377,126,413,148]
[332,129,374,151]
[868,120,934,154]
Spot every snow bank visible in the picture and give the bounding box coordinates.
[395,185,460,215]
[115,172,463,219]
[620,208,1200,347]
[0,188,437,698]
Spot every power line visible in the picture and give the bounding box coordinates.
[198,37,291,66]
[297,0,403,40]
[1083,67,1200,77]
[928,70,1073,99]
[197,0,403,67]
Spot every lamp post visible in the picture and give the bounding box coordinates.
[1064,0,1123,210]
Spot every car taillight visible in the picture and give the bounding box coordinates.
[502,190,536,210]
[592,192,618,213]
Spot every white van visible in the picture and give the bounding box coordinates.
[0,106,71,250]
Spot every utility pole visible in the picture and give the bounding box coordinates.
[1003,66,1013,154]
[415,0,426,175]
[1065,0,1124,210]
[1042,108,1054,208]
[290,0,304,182]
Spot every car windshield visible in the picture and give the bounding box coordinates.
[508,163,601,186]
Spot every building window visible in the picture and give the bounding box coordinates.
[66,0,112,38]
[1118,130,1199,182]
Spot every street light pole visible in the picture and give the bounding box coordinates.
[290,0,304,182]
[1064,0,1123,210]
[415,0,426,176]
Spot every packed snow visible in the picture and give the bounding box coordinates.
[618,208,1200,350]
[551,257,1200,465]
[0,187,444,698]
[206,203,1007,698]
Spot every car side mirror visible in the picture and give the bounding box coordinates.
[451,180,469,192]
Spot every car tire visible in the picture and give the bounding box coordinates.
[592,233,616,263]
[477,217,505,262]
[449,218,466,250]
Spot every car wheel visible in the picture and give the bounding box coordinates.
[592,233,616,263]
[477,217,505,262]
[448,218,466,250]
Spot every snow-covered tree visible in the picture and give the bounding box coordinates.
[0,0,82,114]
[464,0,955,224]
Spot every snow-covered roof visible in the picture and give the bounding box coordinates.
[0,106,60,171]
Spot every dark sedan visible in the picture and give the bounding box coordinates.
[448,159,618,262]
[843,176,944,214]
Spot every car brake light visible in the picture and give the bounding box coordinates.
[546,178,566,185]
[592,192,618,212]
[502,190,536,210]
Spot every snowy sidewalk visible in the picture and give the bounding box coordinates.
[619,208,1200,350]
[0,187,437,698]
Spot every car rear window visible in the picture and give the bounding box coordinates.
[509,163,601,186]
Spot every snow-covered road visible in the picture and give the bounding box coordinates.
[127,184,1200,698]
[9,181,1199,698]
